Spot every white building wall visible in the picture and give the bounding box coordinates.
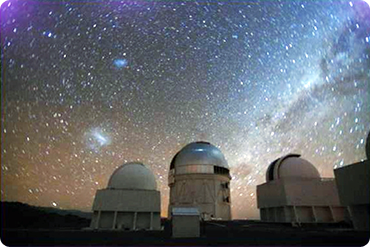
[314,206,333,222]
[90,189,161,230]
[172,215,200,238]
[169,173,231,220]
[92,189,160,212]
[99,212,114,228]
[283,179,341,206]
[257,180,287,208]
[296,206,314,222]
[116,212,134,230]
[136,212,150,230]
[257,178,346,223]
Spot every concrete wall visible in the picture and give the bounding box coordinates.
[258,179,342,208]
[168,174,231,220]
[296,206,314,222]
[91,211,160,230]
[275,207,285,222]
[260,208,267,221]
[285,206,296,222]
[90,211,99,228]
[90,189,161,230]
[334,160,370,230]
[99,211,114,228]
[257,180,287,208]
[258,178,346,223]
[283,179,341,206]
[334,160,370,206]
[314,206,333,222]
[349,205,370,231]
[152,213,161,230]
[260,206,342,223]
[136,212,150,230]
[116,212,133,230]
[331,206,348,222]
[92,189,160,212]
[172,215,200,238]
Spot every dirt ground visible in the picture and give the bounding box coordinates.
[2,220,369,246]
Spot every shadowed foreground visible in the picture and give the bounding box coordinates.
[2,220,369,246]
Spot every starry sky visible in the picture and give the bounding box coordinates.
[1,0,369,219]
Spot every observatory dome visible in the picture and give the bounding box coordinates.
[107,162,157,190]
[171,141,229,169]
[266,154,320,182]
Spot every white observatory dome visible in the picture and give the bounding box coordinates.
[107,162,157,190]
[266,154,320,182]
[171,141,229,169]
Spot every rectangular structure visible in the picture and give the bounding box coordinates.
[334,161,370,206]
[90,189,161,230]
[92,189,160,212]
[257,178,347,223]
[334,160,370,230]
[172,208,200,238]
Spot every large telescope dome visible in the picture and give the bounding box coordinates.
[108,162,157,190]
[170,141,229,170]
[168,141,232,220]
[266,154,320,182]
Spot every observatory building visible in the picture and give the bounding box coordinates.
[90,162,161,230]
[257,154,347,223]
[334,132,370,230]
[168,142,231,220]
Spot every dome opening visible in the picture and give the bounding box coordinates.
[170,152,179,170]
[266,154,320,182]
[266,158,279,181]
[214,166,230,176]
[195,141,211,145]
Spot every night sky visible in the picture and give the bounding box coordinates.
[1,0,369,219]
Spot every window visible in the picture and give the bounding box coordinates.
[214,166,230,176]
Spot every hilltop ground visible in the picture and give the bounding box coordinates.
[1,201,369,246]
[2,220,369,246]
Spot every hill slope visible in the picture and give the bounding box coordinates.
[1,201,91,229]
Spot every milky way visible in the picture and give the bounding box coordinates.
[1,0,369,218]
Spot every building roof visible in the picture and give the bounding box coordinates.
[266,154,320,182]
[107,162,157,190]
[170,141,229,169]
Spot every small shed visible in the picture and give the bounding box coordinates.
[171,207,200,238]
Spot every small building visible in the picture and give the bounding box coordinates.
[172,207,200,238]
[90,162,161,230]
[334,132,370,231]
[168,141,232,220]
[257,154,347,223]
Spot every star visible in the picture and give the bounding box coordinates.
[1,0,369,219]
